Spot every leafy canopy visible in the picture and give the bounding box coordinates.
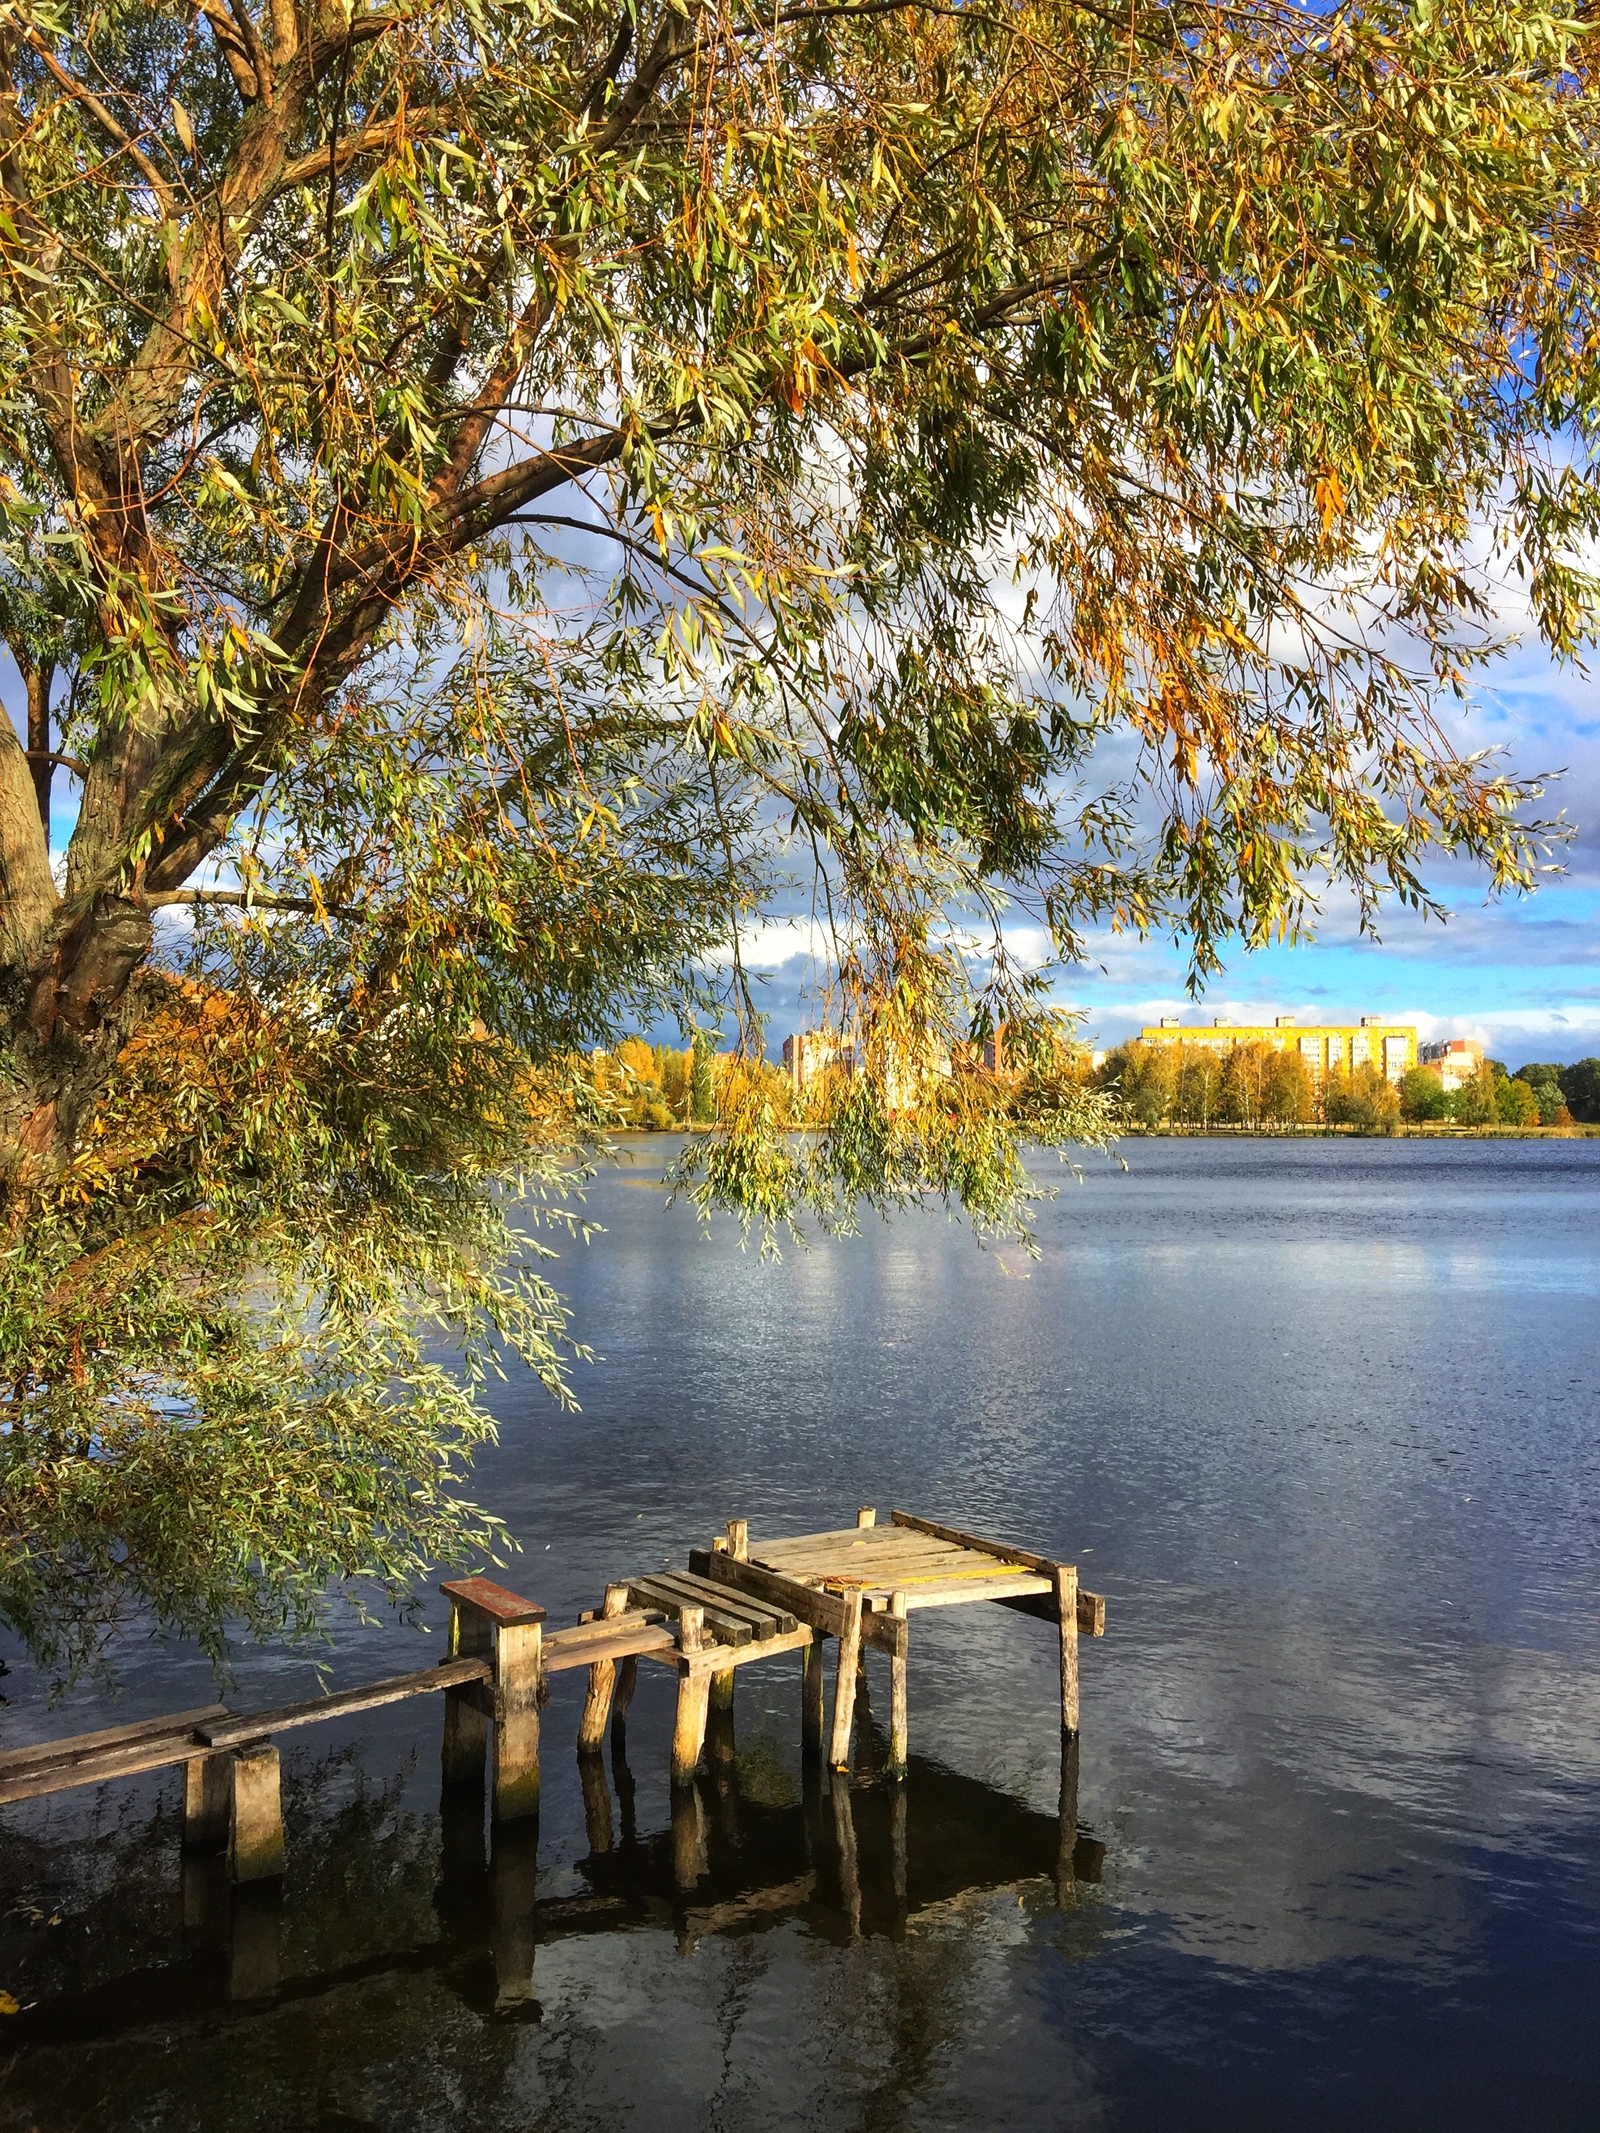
[0,0,1596,1671]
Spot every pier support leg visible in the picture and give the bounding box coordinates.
[1056,1729,1080,1907]
[671,1665,712,1787]
[494,1618,543,1823]
[801,1635,826,1760]
[227,1743,285,1884]
[183,1751,231,1852]
[830,1772,861,1939]
[1054,1563,1080,1738]
[442,1595,492,1791]
[829,1590,863,1772]
[611,1654,638,1755]
[887,1591,909,1779]
[577,1584,630,1753]
[891,1784,908,1912]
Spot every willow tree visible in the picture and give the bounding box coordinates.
[1,0,1594,1669]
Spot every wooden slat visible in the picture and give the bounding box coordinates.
[865,1571,1052,1611]
[682,1557,796,1634]
[196,1657,491,1750]
[639,1622,816,1675]
[700,1553,852,1639]
[754,1538,972,1575]
[0,1704,228,1781]
[888,1508,1057,1572]
[437,1577,547,1626]
[545,1617,677,1674]
[626,1577,750,1647]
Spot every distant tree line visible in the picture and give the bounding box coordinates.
[1099,1044,1600,1133]
[582,1033,726,1130]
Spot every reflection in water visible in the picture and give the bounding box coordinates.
[0,1703,1106,2127]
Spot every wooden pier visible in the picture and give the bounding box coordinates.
[0,1506,1104,1888]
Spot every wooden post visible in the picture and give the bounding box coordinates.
[890,1783,908,1910]
[494,1616,544,1822]
[578,1746,614,1857]
[856,1505,876,1528]
[227,1884,282,2002]
[490,1821,540,2011]
[1054,1562,1080,1737]
[183,1751,231,1851]
[227,1743,285,1883]
[577,1584,629,1753]
[829,1589,863,1771]
[801,1633,826,1760]
[441,1589,491,1791]
[726,1518,749,1561]
[671,1607,710,1786]
[887,1591,909,1779]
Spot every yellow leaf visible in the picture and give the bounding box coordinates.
[0,1990,20,2015]
[171,100,195,157]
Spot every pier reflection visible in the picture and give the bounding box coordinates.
[4,1725,1105,2060]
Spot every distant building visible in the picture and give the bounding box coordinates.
[782,1029,851,1092]
[1138,1014,1417,1083]
[1418,1037,1484,1090]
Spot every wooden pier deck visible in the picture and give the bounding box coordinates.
[0,1504,1104,1891]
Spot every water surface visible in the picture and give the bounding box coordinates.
[2,1137,1597,2130]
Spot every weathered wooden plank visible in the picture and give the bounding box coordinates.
[700,1552,852,1639]
[683,1555,796,1635]
[637,1621,817,1677]
[197,1657,491,1751]
[0,1729,211,1806]
[544,1618,677,1673]
[0,1705,229,1781]
[888,1508,1056,1572]
[863,1571,1053,1612]
[626,1576,751,1647]
[438,1577,547,1626]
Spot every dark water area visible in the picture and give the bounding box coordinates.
[1,1137,1598,2131]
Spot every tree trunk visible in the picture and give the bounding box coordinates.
[0,717,152,1201]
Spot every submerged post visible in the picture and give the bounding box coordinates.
[227,1743,285,1883]
[182,1751,231,1851]
[440,1586,492,1791]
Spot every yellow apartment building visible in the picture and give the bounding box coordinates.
[1138,1015,1418,1082]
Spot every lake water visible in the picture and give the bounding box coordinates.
[2,1137,1598,2130]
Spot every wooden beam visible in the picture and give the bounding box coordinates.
[197,1658,491,1750]
[992,1588,1106,1636]
[861,1571,1052,1612]
[700,1552,852,1639]
[0,1705,228,1782]
[626,1575,751,1647]
[543,1618,677,1672]
[437,1577,547,1626]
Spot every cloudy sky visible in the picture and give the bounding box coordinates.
[734,621,1599,1071]
[10,565,1596,1072]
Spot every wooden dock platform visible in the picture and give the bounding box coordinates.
[0,1504,1104,1891]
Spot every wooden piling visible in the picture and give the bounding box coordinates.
[887,1590,909,1778]
[441,1588,492,1791]
[227,1744,285,1883]
[1056,1729,1080,1907]
[611,1654,638,1747]
[829,1588,864,1771]
[1054,1562,1080,1737]
[726,1518,749,1561]
[671,1782,706,1889]
[578,1746,614,1856]
[577,1583,629,1753]
[671,1605,711,1785]
[494,1616,544,1822]
[801,1634,826,1759]
[708,1664,737,1770]
[182,1751,231,1852]
[857,1505,876,1528]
